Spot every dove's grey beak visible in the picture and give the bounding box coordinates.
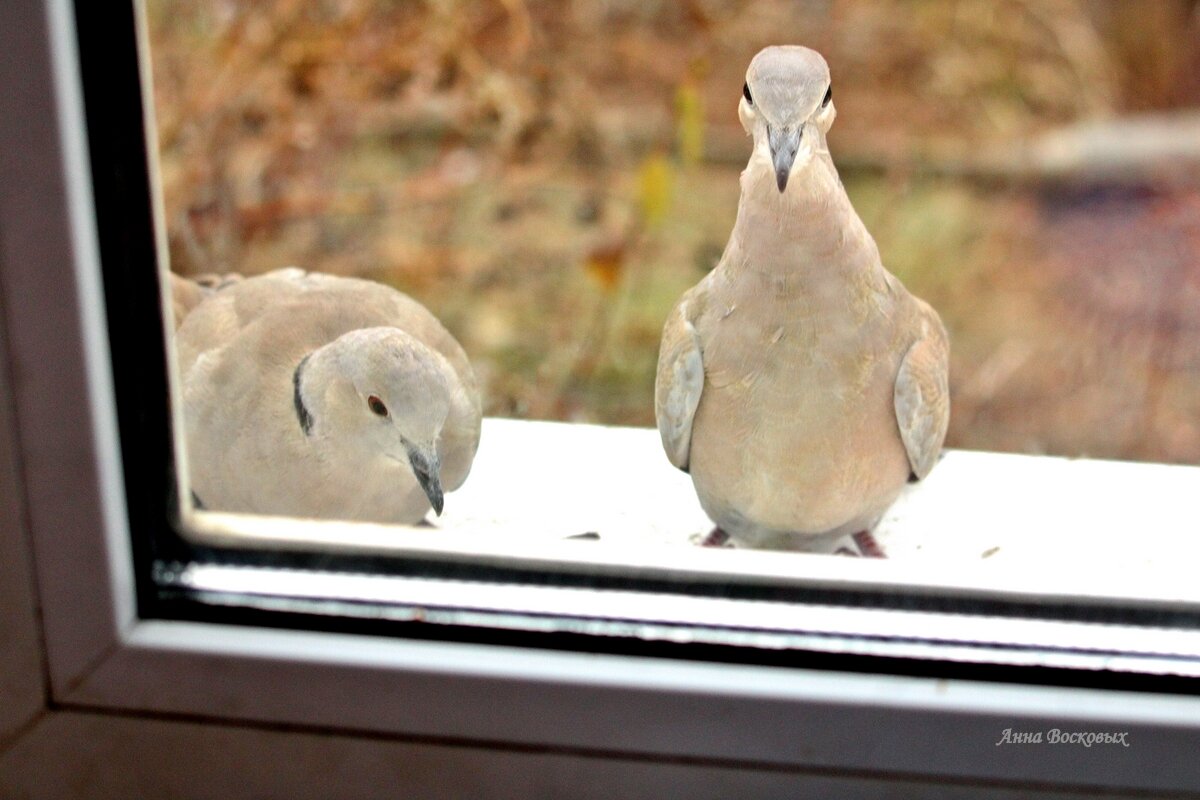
[769,125,802,193]
[407,447,444,516]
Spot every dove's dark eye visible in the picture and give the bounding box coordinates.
[367,395,389,417]
[743,82,753,105]
[822,84,832,108]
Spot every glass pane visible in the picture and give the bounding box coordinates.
[145,0,1200,587]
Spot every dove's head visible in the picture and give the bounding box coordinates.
[295,327,453,515]
[738,46,835,193]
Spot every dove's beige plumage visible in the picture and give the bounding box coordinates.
[169,272,243,329]
[170,273,209,329]
[178,268,481,524]
[656,46,949,551]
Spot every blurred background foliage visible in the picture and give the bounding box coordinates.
[147,0,1200,463]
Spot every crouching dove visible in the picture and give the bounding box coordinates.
[655,46,949,554]
[177,268,482,524]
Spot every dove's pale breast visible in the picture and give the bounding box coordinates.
[686,244,915,542]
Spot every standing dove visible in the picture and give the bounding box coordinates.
[177,268,482,524]
[655,46,949,554]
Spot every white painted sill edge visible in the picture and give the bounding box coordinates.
[183,417,1200,608]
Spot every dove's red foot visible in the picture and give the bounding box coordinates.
[852,529,887,558]
[835,530,887,558]
[699,527,732,547]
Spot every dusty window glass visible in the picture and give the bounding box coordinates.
[145,0,1200,592]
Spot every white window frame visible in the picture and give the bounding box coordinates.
[4,0,1200,794]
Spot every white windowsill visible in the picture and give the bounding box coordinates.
[437,418,1200,570]
[188,416,1200,609]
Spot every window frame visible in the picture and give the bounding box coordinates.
[5,0,1200,793]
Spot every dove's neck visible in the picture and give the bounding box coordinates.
[292,342,342,440]
[729,151,883,285]
[292,334,370,441]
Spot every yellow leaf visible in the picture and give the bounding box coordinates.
[637,153,673,229]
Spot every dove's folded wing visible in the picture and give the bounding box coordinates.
[655,294,706,472]
[894,301,950,481]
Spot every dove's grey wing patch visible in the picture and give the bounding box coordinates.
[655,298,705,472]
[894,304,950,480]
